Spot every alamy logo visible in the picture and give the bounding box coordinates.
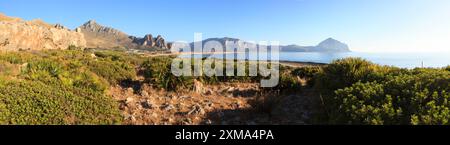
[170,33,280,87]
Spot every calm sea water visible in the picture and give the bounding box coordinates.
[181,52,450,68]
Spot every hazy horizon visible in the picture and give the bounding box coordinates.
[2,0,450,52]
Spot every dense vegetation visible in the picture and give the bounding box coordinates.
[0,48,448,125]
[0,49,140,124]
[141,56,301,91]
[313,58,450,125]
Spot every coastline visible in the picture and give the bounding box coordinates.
[135,50,327,68]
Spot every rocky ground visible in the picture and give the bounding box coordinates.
[108,77,316,125]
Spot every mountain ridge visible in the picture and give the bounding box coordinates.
[193,37,351,52]
[281,38,350,52]
[1,13,350,52]
[77,20,169,49]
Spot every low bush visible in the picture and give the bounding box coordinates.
[292,66,321,79]
[315,57,450,125]
[0,51,36,64]
[142,57,194,90]
[86,59,136,85]
[0,50,123,125]
[0,79,121,125]
[141,57,302,91]
[291,66,321,87]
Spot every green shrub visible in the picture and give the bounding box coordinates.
[86,59,136,85]
[445,66,450,72]
[334,82,403,124]
[94,50,146,66]
[292,66,321,87]
[263,67,302,92]
[319,58,450,125]
[292,66,321,79]
[0,60,20,76]
[0,79,121,125]
[0,50,126,125]
[72,71,109,92]
[0,52,36,64]
[142,57,194,90]
[68,45,83,50]
[21,59,66,82]
[315,58,380,92]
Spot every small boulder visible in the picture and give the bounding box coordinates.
[125,97,135,105]
[141,100,153,109]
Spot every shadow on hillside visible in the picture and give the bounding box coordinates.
[229,89,259,98]
[202,108,271,125]
[202,89,317,125]
[119,79,143,94]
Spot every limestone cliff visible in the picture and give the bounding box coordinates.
[0,13,86,51]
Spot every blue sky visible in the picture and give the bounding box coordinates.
[1,0,450,52]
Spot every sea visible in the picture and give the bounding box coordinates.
[180,52,450,69]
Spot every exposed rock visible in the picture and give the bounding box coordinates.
[75,27,82,33]
[160,103,175,111]
[0,13,22,22]
[193,79,205,94]
[54,24,67,30]
[126,87,134,94]
[181,118,192,125]
[125,97,135,105]
[77,20,134,49]
[141,34,155,47]
[227,87,236,93]
[77,20,169,49]
[140,90,149,98]
[135,34,168,49]
[188,104,205,115]
[204,119,212,125]
[155,35,167,49]
[179,96,191,100]
[231,102,241,109]
[203,100,214,108]
[141,100,153,109]
[0,13,86,51]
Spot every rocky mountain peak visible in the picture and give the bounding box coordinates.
[79,20,125,36]
[87,19,96,24]
[77,19,169,49]
[319,38,341,45]
[138,34,167,49]
[316,37,350,52]
[82,20,100,28]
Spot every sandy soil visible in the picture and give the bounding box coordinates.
[109,80,316,125]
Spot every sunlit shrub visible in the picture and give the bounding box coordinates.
[86,58,136,84]
[320,58,450,125]
[0,79,121,125]
[142,57,194,90]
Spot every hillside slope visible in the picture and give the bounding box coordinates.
[0,13,86,51]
